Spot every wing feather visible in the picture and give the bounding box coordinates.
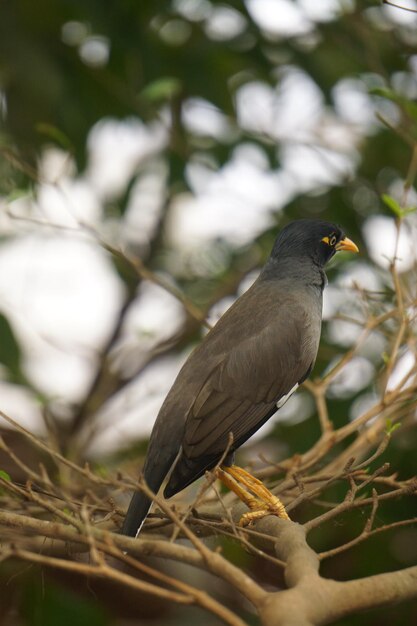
[182,309,318,460]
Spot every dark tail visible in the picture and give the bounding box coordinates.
[121,488,153,537]
[121,451,177,538]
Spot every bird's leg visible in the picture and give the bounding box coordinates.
[218,465,290,527]
[216,467,264,514]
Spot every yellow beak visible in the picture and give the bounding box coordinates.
[335,236,359,253]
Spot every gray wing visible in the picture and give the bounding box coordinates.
[184,310,316,457]
[165,286,321,495]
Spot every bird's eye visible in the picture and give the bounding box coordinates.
[321,234,338,247]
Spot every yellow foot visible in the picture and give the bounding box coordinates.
[216,464,290,526]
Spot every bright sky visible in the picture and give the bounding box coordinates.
[0,0,416,454]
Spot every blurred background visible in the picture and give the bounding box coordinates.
[0,0,417,624]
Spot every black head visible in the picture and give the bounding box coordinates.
[269,219,358,268]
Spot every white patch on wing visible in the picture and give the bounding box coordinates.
[276,383,299,409]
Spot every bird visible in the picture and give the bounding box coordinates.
[122,219,359,537]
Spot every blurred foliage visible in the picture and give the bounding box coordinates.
[21,577,110,626]
[1,1,417,625]
[0,312,25,384]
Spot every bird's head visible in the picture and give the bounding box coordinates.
[270,219,359,267]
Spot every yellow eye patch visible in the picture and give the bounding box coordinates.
[321,235,337,246]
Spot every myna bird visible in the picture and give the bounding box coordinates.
[122,219,359,537]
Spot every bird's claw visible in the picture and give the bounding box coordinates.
[238,495,290,527]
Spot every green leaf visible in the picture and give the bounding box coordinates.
[115,173,140,217]
[94,464,108,478]
[370,87,417,122]
[381,194,416,218]
[381,194,404,217]
[369,87,397,100]
[6,188,31,203]
[141,77,182,102]
[0,312,23,384]
[0,470,11,481]
[385,419,401,436]
[35,123,73,151]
